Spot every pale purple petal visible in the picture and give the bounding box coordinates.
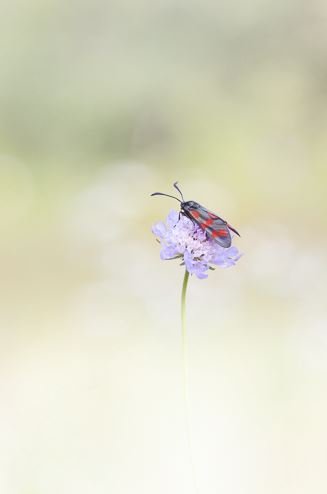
[152,222,166,238]
[160,245,180,259]
[213,253,228,266]
[167,210,179,227]
[195,270,208,279]
[183,250,195,272]
[192,263,209,279]
[213,246,241,268]
[226,246,239,257]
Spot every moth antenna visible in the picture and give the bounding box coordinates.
[150,192,181,203]
[173,182,185,202]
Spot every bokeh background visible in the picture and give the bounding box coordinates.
[1,1,327,493]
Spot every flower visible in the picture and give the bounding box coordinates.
[152,210,242,279]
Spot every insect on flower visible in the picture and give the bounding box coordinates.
[151,182,240,248]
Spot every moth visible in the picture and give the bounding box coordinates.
[151,182,240,248]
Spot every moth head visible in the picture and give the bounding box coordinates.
[182,200,200,209]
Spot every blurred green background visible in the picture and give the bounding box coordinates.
[1,1,327,493]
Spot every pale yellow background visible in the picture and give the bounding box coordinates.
[1,1,327,493]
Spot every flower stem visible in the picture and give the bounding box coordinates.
[181,269,199,493]
[181,269,189,342]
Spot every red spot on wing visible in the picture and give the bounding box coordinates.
[190,209,200,219]
[202,218,214,227]
[212,229,228,238]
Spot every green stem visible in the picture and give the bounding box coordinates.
[181,269,189,341]
[181,269,199,493]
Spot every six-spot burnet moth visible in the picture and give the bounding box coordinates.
[151,182,240,248]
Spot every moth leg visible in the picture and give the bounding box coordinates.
[176,210,185,226]
[179,210,187,221]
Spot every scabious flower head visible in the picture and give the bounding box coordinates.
[152,210,242,279]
